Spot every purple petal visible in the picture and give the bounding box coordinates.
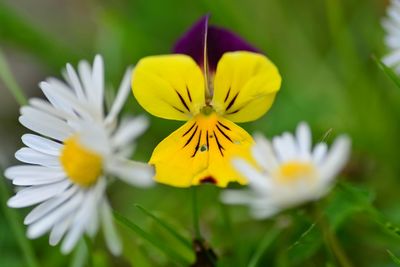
[207,25,259,71]
[173,16,208,69]
[173,15,259,71]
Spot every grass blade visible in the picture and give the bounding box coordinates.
[0,48,27,106]
[248,226,281,267]
[373,55,400,90]
[113,211,189,266]
[387,250,400,265]
[0,172,39,267]
[135,204,192,250]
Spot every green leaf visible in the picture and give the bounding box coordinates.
[387,250,400,265]
[113,211,190,266]
[373,55,400,90]
[135,204,192,250]
[324,182,374,230]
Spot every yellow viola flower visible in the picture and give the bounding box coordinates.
[132,16,282,187]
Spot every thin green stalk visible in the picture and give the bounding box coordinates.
[324,227,354,267]
[0,174,39,267]
[114,211,189,266]
[248,226,281,267]
[191,187,201,240]
[69,240,88,267]
[135,204,192,250]
[315,203,354,267]
[0,48,28,106]
[83,236,94,267]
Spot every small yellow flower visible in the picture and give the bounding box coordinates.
[132,17,282,187]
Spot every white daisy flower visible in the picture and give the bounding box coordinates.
[4,55,154,255]
[382,0,400,73]
[221,122,351,219]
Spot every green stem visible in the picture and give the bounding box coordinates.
[315,203,354,267]
[0,174,39,267]
[247,226,281,267]
[325,227,354,267]
[191,187,201,240]
[83,236,94,267]
[0,48,28,106]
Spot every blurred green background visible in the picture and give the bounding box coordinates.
[1,0,400,266]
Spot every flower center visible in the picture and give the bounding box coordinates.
[60,136,103,187]
[277,161,315,184]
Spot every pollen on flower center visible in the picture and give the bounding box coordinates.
[60,136,103,187]
[277,161,315,184]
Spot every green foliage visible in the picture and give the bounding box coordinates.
[0,0,400,266]
[113,211,192,266]
[324,182,374,230]
[387,250,400,265]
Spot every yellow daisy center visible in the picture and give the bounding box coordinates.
[277,161,315,184]
[60,136,103,187]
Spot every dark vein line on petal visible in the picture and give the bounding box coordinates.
[217,121,231,131]
[224,87,231,103]
[216,125,233,143]
[183,125,198,148]
[173,106,185,113]
[213,130,225,156]
[206,130,209,150]
[186,86,192,102]
[226,109,240,115]
[182,122,196,137]
[175,90,190,112]
[192,130,202,157]
[226,92,239,111]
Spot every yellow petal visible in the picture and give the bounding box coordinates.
[212,51,282,123]
[132,55,206,121]
[150,113,254,187]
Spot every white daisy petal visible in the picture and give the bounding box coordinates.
[13,175,66,186]
[220,190,256,205]
[383,49,400,67]
[8,180,71,208]
[252,133,278,171]
[105,67,133,125]
[101,199,122,256]
[382,0,400,73]
[111,116,149,149]
[61,192,94,254]
[7,55,151,255]
[92,55,105,116]
[318,135,351,184]
[15,147,60,167]
[24,186,79,225]
[5,165,65,181]
[65,63,86,102]
[224,122,351,220]
[22,134,62,156]
[49,214,73,246]
[27,190,84,239]
[312,142,328,165]
[106,158,154,187]
[41,80,92,121]
[78,60,97,113]
[29,98,74,121]
[232,159,271,192]
[85,178,106,237]
[296,122,312,160]
[19,108,73,141]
